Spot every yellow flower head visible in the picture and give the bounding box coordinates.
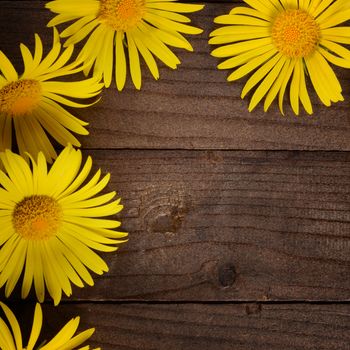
[210,0,350,115]
[0,302,100,350]
[0,29,103,163]
[45,0,204,90]
[0,145,127,305]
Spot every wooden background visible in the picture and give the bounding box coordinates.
[1,1,350,349]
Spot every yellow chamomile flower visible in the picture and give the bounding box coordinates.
[0,29,103,163]
[45,0,204,90]
[210,0,350,115]
[0,145,127,305]
[0,302,100,350]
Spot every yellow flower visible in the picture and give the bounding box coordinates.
[0,145,127,305]
[0,29,103,163]
[0,302,100,350]
[45,0,204,90]
[210,0,350,115]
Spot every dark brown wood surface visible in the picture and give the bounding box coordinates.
[65,150,350,302]
[15,303,349,350]
[1,1,349,349]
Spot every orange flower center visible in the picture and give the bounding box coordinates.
[98,0,146,31]
[0,79,42,116]
[271,9,320,58]
[12,195,62,240]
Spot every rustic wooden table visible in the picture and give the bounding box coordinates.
[1,1,350,349]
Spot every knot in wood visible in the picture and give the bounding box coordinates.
[218,263,236,288]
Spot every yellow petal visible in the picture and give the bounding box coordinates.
[298,60,313,114]
[290,58,301,115]
[249,55,285,112]
[242,53,282,98]
[115,31,127,91]
[26,304,43,350]
[0,302,22,350]
[40,317,80,350]
[0,51,18,81]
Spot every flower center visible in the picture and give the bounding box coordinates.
[12,195,62,240]
[0,79,42,116]
[271,9,320,58]
[98,0,146,31]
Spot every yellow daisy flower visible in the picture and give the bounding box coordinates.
[210,0,350,115]
[0,145,127,305]
[45,0,204,90]
[0,302,100,350]
[0,29,103,163]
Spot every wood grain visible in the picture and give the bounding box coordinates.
[1,2,350,348]
[26,149,347,302]
[12,302,350,350]
[1,2,350,151]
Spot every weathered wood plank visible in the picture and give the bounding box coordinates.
[14,302,350,350]
[11,149,344,302]
[1,2,350,151]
